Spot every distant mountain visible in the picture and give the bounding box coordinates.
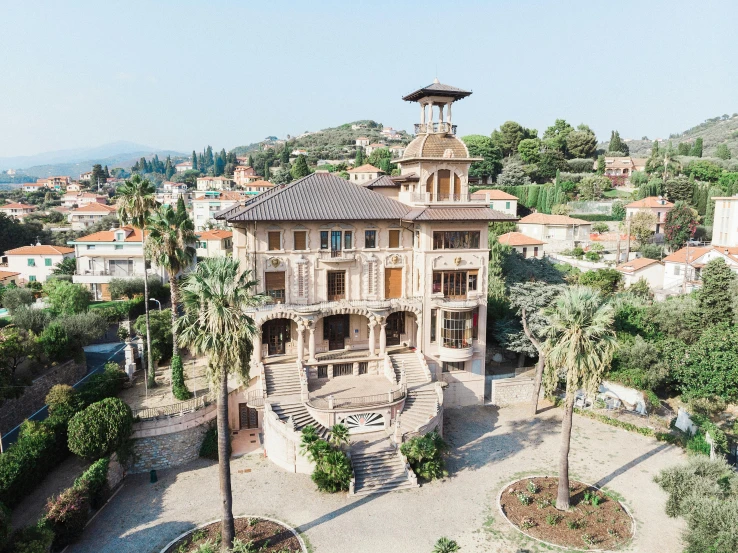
[602,113,738,158]
[17,149,185,179]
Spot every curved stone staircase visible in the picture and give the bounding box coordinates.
[264,362,303,396]
[389,352,430,388]
[271,402,332,440]
[350,433,417,495]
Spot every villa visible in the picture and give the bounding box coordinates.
[211,80,516,491]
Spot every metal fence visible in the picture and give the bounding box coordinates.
[132,393,213,421]
[309,388,405,410]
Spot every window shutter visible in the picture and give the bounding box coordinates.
[389,230,400,248]
[294,231,306,250]
[268,232,280,251]
[264,271,285,290]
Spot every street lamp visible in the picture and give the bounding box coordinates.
[149,298,162,311]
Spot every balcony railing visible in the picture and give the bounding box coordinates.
[75,269,143,277]
[318,250,356,262]
[308,387,405,410]
[411,192,487,204]
[414,122,457,135]
[247,296,423,314]
[132,393,214,421]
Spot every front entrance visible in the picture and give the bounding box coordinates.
[239,403,258,429]
[324,314,349,351]
[386,311,405,346]
[263,319,290,356]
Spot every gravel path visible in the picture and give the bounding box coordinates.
[68,405,686,553]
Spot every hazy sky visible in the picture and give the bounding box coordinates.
[1,0,736,157]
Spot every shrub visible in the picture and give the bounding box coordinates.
[9,524,54,553]
[567,158,595,173]
[46,384,83,422]
[311,449,352,493]
[43,280,91,315]
[0,501,10,551]
[432,537,460,553]
[39,322,70,362]
[2,287,34,314]
[585,251,601,262]
[11,306,50,334]
[67,398,133,460]
[57,311,107,350]
[44,486,90,548]
[400,431,448,481]
[611,201,626,221]
[199,423,231,460]
[0,420,62,507]
[74,457,110,508]
[592,222,609,234]
[78,363,127,406]
[171,355,190,400]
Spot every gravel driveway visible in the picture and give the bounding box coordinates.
[68,404,686,553]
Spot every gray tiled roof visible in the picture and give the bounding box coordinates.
[363,175,400,189]
[402,81,472,102]
[220,173,411,222]
[403,207,516,222]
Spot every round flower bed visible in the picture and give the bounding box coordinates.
[498,477,633,551]
[161,516,305,553]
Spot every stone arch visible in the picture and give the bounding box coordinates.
[259,311,305,325]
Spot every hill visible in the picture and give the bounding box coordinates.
[603,113,738,158]
[231,120,411,162]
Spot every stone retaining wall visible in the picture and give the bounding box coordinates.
[130,422,210,473]
[0,360,86,435]
[491,378,536,407]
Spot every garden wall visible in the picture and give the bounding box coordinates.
[491,377,536,407]
[0,359,86,435]
[129,403,216,473]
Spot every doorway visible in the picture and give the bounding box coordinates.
[324,315,348,351]
[263,319,290,356]
[386,311,405,346]
[239,403,258,429]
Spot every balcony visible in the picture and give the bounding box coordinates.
[432,296,481,310]
[414,122,457,135]
[246,297,422,315]
[438,343,474,362]
[410,192,487,204]
[318,249,356,263]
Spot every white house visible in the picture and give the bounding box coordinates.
[497,232,545,258]
[662,245,738,293]
[711,195,738,247]
[196,229,233,258]
[22,183,45,193]
[175,161,193,173]
[3,244,75,284]
[196,176,234,191]
[70,226,166,300]
[62,192,107,208]
[348,164,383,183]
[355,137,370,147]
[0,202,37,220]
[389,145,406,158]
[191,191,244,231]
[67,203,118,231]
[616,257,664,289]
[625,196,674,235]
[471,189,518,216]
[517,213,591,253]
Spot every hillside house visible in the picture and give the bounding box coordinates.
[616,257,664,289]
[240,179,275,196]
[196,176,234,191]
[175,161,193,173]
[234,166,260,186]
[196,229,233,258]
[0,271,20,285]
[625,196,674,235]
[4,244,74,283]
[471,189,518,216]
[37,176,71,190]
[67,203,118,231]
[364,143,387,157]
[497,232,545,258]
[22,183,45,193]
[191,191,244,231]
[0,202,37,220]
[348,164,384,183]
[517,213,591,252]
[62,192,107,208]
[662,246,738,293]
[711,195,738,247]
[596,156,648,186]
[355,137,370,147]
[389,145,406,158]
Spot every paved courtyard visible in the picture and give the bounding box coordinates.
[68,404,686,553]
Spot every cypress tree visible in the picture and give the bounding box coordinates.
[205,146,214,167]
[192,150,198,170]
[281,147,290,165]
[355,147,365,166]
[248,154,254,168]
[104,165,110,178]
[264,161,270,180]
[546,185,556,213]
[538,187,548,213]
[528,186,539,210]
[290,155,310,179]
[690,138,703,158]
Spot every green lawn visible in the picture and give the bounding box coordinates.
[603,189,633,199]
[89,301,121,310]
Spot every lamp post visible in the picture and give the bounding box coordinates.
[149,298,161,311]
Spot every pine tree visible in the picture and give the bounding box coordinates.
[263,161,271,180]
[690,138,703,158]
[290,155,310,180]
[716,143,732,160]
[192,150,198,170]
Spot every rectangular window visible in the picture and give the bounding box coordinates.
[432,231,481,250]
[115,245,124,250]
[433,271,468,298]
[442,361,465,372]
[29,275,37,282]
[522,247,528,258]
[331,230,342,253]
[468,270,478,292]
[533,246,539,257]
[365,230,376,249]
[327,271,346,301]
[389,229,400,248]
[441,310,473,349]
[344,231,352,250]
[44,258,52,267]
[265,271,286,303]
[294,231,307,251]
[267,232,281,251]
[674,265,681,276]
[472,307,479,339]
[430,309,437,343]
[505,201,511,209]
[27,259,35,267]
[320,231,329,249]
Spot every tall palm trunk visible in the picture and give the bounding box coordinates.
[169,273,179,359]
[556,392,575,510]
[521,308,544,416]
[142,233,155,387]
[217,373,234,550]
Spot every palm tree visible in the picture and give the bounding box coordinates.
[329,423,349,450]
[116,174,158,386]
[433,537,460,553]
[175,257,264,551]
[146,200,196,365]
[543,286,616,510]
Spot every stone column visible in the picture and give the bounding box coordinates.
[253,329,262,364]
[415,315,423,351]
[379,322,387,356]
[296,324,305,362]
[420,103,425,125]
[368,321,376,356]
[439,104,444,124]
[447,101,453,126]
[308,327,316,363]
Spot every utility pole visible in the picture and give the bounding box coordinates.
[624,218,632,262]
[682,241,690,294]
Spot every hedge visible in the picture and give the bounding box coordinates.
[570,213,618,222]
[0,366,125,508]
[67,398,133,460]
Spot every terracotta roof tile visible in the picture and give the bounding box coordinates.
[348,164,382,173]
[0,202,36,209]
[626,197,674,209]
[616,257,661,273]
[5,244,74,255]
[0,270,20,279]
[472,189,518,200]
[72,226,144,243]
[70,203,117,213]
[403,207,515,222]
[497,232,545,246]
[197,230,233,240]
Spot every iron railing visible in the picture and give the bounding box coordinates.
[132,393,214,421]
[308,387,405,410]
[248,297,423,314]
[247,389,264,407]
